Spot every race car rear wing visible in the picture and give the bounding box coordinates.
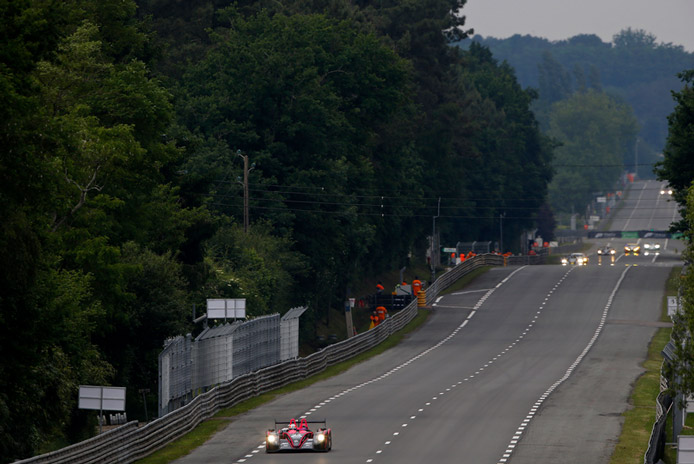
[274,419,327,427]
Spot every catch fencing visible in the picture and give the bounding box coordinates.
[159,309,307,416]
[14,254,543,464]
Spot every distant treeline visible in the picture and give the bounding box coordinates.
[463,30,694,179]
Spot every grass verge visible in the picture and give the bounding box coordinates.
[439,266,492,295]
[136,308,431,464]
[608,265,680,464]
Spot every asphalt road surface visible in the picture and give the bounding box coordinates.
[172,180,681,464]
[609,179,679,233]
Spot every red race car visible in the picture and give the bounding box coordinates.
[265,418,332,452]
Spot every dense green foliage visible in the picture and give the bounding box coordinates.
[547,89,638,214]
[464,29,694,179]
[655,70,694,229]
[0,0,556,459]
[654,70,694,404]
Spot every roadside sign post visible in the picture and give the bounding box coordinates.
[206,298,246,322]
[78,386,126,433]
[345,299,355,338]
[668,296,681,318]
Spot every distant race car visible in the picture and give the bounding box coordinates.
[643,242,661,256]
[561,252,588,266]
[660,188,673,195]
[597,246,616,256]
[266,418,332,453]
[624,243,641,255]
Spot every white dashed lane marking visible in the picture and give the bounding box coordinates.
[366,266,585,463]
[496,266,631,464]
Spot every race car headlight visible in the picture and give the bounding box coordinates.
[610,249,615,254]
[267,434,277,444]
[316,433,325,443]
[655,244,661,249]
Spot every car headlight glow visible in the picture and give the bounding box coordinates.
[316,433,325,443]
[267,434,277,443]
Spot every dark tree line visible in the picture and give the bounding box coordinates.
[0,1,553,460]
[654,70,694,409]
[465,29,694,180]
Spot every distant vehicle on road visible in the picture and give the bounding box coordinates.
[561,253,588,266]
[624,243,641,255]
[597,246,615,256]
[643,242,661,256]
[660,188,673,195]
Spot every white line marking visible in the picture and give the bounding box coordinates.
[496,266,631,464]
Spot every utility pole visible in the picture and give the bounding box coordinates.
[500,212,505,252]
[634,137,639,179]
[236,150,255,233]
[431,197,441,285]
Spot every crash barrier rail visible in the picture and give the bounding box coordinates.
[644,367,672,464]
[14,253,544,464]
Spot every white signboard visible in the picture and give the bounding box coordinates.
[597,196,607,203]
[668,296,681,317]
[206,298,246,319]
[678,435,694,463]
[78,386,126,411]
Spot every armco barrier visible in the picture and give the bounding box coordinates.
[14,254,543,464]
[644,365,673,464]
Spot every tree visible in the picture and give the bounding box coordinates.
[655,68,694,437]
[0,2,199,457]
[655,70,694,231]
[467,30,694,165]
[455,43,553,247]
[177,10,414,307]
[547,90,639,214]
[666,184,694,404]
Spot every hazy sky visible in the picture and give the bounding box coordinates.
[462,0,694,52]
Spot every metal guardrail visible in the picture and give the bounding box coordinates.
[14,254,543,464]
[644,363,673,464]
